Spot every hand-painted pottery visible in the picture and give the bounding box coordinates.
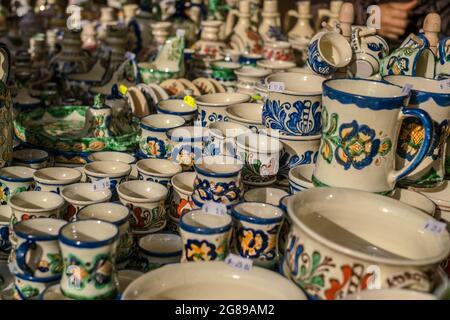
[307,31,352,76]
[170,171,196,218]
[33,167,82,194]
[288,164,315,193]
[13,272,60,300]
[0,166,35,205]
[138,233,182,271]
[156,99,198,124]
[166,126,211,169]
[437,37,450,79]
[0,44,13,170]
[9,191,65,226]
[225,102,264,133]
[192,155,244,206]
[256,59,296,72]
[12,149,49,169]
[165,211,180,234]
[263,41,294,62]
[117,270,143,297]
[278,195,293,258]
[205,121,251,157]
[117,180,168,233]
[87,151,137,180]
[383,76,450,188]
[389,188,435,216]
[195,92,250,127]
[239,53,264,66]
[179,209,232,262]
[84,161,132,201]
[344,288,437,300]
[13,218,66,279]
[0,204,12,258]
[263,72,324,136]
[234,66,271,96]
[40,283,72,300]
[235,132,283,185]
[139,114,186,159]
[243,187,288,206]
[284,187,450,300]
[77,203,133,264]
[59,220,119,300]
[413,181,450,222]
[313,78,433,194]
[211,61,241,90]
[60,183,112,221]
[136,158,182,188]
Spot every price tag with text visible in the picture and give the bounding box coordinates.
[183,95,197,108]
[269,82,285,93]
[176,29,186,38]
[439,79,450,90]
[202,202,227,216]
[424,218,447,234]
[225,253,253,271]
[401,83,413,95]
[92,178,111,192]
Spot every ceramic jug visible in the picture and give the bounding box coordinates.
[0,43,12,169]
[437,37,450,79]
[316,0,342,31]
[284,1,314,41]
[258,0,282,42]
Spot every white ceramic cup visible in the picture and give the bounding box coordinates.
[138,233,182,271]
[33,167,82,194]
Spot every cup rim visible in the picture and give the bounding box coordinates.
[136,158,182,178]
[33,167,82,185]
[225,103,263,125]
[13,149,49,164]
[179,209,232,234]
[84,161,132,178]
[60,183,112,205]
[0,166,36,182]
[138,233,182,257]
[77,202,130,226]
[117,180,168,203]
[157,99,197,116]
[193,156,243,178]
[86,151,136,164]
[196,93,251,107]
[14,218,67,241]
[231,202,284,224]
[140,114,186,132]
[317,32,352,68]
[59,220,119,248]
[9,191,65,213]
[171,171,196,195]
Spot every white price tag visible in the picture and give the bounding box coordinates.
[176,29,186,38]
[401,83,413,95]
[225,253,253,271]
[92,178,111,191]
[424,218,447,234]
[268,82,285,93]
[439,79,450,90]
[124,51,136,60]
[202,202,227,216]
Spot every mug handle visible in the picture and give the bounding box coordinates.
[388,108,433,184]
[15,239,36,276]
[439,37,450,65]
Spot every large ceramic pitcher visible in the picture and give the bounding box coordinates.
[0,43,12,169]
[312,79,433,194]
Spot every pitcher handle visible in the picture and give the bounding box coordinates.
[283,10,298,33]
[0,43,10,84]
[15,239,36,276]
[388,108,433,184]
[439,37,450,65]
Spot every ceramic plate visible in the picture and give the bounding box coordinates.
[193,78,216,95]
[146,83,170,101]
[208,78,227,93]
[177,78,201,96]
[160,79,186,97]
[122,261,306,300]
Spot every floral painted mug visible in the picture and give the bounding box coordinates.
[0,166,35,205]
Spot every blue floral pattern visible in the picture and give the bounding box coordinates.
[171,144,202,167]
[278,149,317,181]
[0,225,11,252]
[194,177,241,204]
[198,110,229,127]
[307,39,336,76]
[140,136,169,158]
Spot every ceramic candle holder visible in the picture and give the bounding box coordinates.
[193,155,244,206]
[195,92,250,127]
[12,149,49,169]
[33,167,82,194]
[60,183,112,221]
[231,202,284,269]
[225,102,264,133]
[206,121,251,157]
[0,166,35,205]
[243,187,288,206]
[59,220,120,300]
[234,66,271,96]
[138,233,182,271]
[13,218,66,278]
[170,171,196,218]
[179,209,232,262]
[0,204,12,258]
[117,180,168,233]
[13,272,60,300]
[84,160,132,200]
[136,158,182,187]
[157,99,198,124]
[77,202,133,264]
[139,114,186,159]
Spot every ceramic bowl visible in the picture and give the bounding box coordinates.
[234,66,271,96]
[179,209,232,262]
[122,261,306,299]
[139,114,186,159]
[285,187,450,300]
[205,121,251,157]
[9,191,66,224]
[33,167,82,194]
[225,102,264,133]
[389,188,436,216]
[138,233,182,271]
[343,288,437,300]
[243,187,288,206]
[136,158,182,187]
[156,99,197,124]
[12,149,49,169]
[60,183,112,221]
[0,166,35,205]
[195,92,250,127]
[0,204,12,257]
[256,59,296,72]
[170,171,196,218]
[288,164,315,193]
[77,202,133,263]
[117,180,168,233]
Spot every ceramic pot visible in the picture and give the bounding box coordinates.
[437,37,450,79]
[205,121,251,157]
[136,158,182,188]
[243,187,288,206]
[256,59,296,72]
[12,149,49,169]
[389,188,435,216]
[138,233,182,271]
[33,167,82,194]
[234,66,271,96]
[225,102,264,133]
[0,166,35,205]
[156,99,198,124]
[170,171,196,218]
[87,151,137,180]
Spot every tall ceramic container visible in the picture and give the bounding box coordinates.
[0,43,12,169]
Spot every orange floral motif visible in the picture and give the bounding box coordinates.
[324,265,372,300]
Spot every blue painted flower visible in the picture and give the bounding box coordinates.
[144,136,167,158]
[238,227,268,258]
[194,178,241,204]
[277,149,315,181]
[387,56,410,75]
[185,239,217,261]
[0,184,10,204]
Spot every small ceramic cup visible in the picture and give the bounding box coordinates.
[234,66,271,96]
[235,132,283,185]
[77,202,133,264]
[206,121,251,157]
[239,53,264,66]
[0,205,12,258]
[117,180,168,233]
[225,102,264,133]
[60,183,112,221]
[193,155,244,206]
[170,172,196,219]
[139,114,186,159]
[59,220,120,300]
[13,218,66,278]
[0,166,35,205]
[231,202,284,269]
[288,164,315,193]
[156,99,198,124]
[87,151,137,179]
[263,41,294,62]
[179,209,232,262]
[33,167,82,194]
[13,272,60,300]
[243,187,288,206]
[136,158,182,187]
[84,160,132,200]
[12,149,49,169]
[138,233,182,271]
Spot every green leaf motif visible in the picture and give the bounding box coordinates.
[327,113,338,135]
[320,139,333,164]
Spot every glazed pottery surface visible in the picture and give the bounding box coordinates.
[170,171,196,218]
[343,288,436,300]
[136,158,182,187]
[156,99,198,124]
[389,188,436,216]
[33,167,82,194]
[205,121,251,157]
[12,149,49,169]
[225,102,264,133]
[288,164,315,193]
[13,272,59,300]
[0,166,35,205]
[0,204,11,257]
[243,187,288,206]
[234,66,271,95]
[138,233,182,271]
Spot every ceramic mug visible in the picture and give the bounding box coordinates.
[383,75,450,188]
[13,218,66,278]
[225,102,264,133]
[313,78,433,194]
[234,66,271,96]
[263,72,325,136]
[231,202,284,269]
[87,151,137,180]
[205,121,251,157]
[13,272,60,300]
[0,204,11,258]
[59,220,119,300]
[263,41,294,62]
[12,149,49,169]
[156,99,198,124]
[170,171,196,218]
[138,233,182,271]
[136,158,182,188]
[179,209,232,262]
[243,187,289,206]
[0,166,35,205]
[33,167,82,194]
